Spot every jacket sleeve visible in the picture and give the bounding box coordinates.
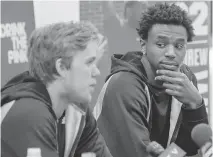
[176,66,209,156]
[1,98,59,157]
[74,108,113,157]
[97,72,151,157]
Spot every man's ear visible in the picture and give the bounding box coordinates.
[140,39,147,55]
[55,58,67,78]
[140,38,145,46]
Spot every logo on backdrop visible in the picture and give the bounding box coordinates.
[1,22,28,64]
[176,1,209,109]
[1,1,35,87]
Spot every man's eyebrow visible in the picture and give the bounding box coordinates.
[156,35,169,40]
[156,35,186,42]
[176,38,186,42]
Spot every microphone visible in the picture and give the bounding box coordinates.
[147,124,212,157]
[147,141,186,157]
[191,123,212,148]
[158,143,186,157]
[146,141,165,157]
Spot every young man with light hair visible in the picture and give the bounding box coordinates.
[1,21,111,157]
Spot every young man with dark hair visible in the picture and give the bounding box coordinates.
[95,3,209,157]
[1,21,111,157]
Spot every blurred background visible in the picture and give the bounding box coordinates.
[1,1,212,127]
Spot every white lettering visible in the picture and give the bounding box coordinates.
[7,49,28,64]
[8,50,14,64]
[176,2,208,36]
[184,48,208,67]
[200,48,208,66]
[11,36,19,50]
[2,22,28,64]
[194,48,200,66]
[11,36,27,50]
[1,22,26,38]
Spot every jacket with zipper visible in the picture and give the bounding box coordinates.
[94,51,208,157]
[1,71,112,157]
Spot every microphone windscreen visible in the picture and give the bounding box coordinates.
[191,123,212,148]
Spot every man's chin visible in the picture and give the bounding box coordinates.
[81,95,92,105]
[71,94,92,108]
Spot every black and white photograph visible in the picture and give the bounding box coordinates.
[1,1,213,157]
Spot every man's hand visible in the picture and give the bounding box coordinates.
[146,141,165,157]
[199,140,212,157]
[155,69,202,109]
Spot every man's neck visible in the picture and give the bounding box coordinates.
[46,81,68,119]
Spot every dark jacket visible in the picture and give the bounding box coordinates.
[94,52,208,157]
[1,71,112,157]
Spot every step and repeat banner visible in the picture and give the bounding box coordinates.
[175,1,210,112]
[1,1,211,118]
[1,1,80,87]
[1,1,35,87]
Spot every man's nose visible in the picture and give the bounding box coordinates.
[92,66,100,77]
[165,45,176,59]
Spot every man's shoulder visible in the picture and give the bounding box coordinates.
[1,98,58,157]
[105,71,148,104]
[109,71,146,88]
[3,98,56,124]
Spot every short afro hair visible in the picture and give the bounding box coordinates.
[137,3,195,42]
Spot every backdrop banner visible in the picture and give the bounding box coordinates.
[1,1,35,87]
[175,1,210,113]
[101,1,210,113]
